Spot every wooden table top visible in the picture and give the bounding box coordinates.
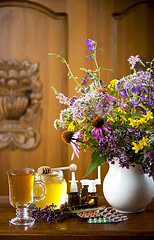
[0,196,154,240]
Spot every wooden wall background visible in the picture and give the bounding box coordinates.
[0,0,154,196]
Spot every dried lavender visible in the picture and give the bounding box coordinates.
[31,203,74,224]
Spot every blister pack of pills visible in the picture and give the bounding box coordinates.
[77,206,129,223]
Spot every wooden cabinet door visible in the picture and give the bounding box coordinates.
[0,0,68,195]
[111,1,154,79]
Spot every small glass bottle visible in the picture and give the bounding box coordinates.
[68,172,80,207]
[80,179,89,205]
[34,170,67,209]
[87,180,98,208]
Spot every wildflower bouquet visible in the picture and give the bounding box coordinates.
[49,39,154,177]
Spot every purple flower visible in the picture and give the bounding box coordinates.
[86,39,95,45]
[120,89,128,97]
[125,82,130,89]
[87,45,94,51]
[139,82,146,88]
[131,100,139,105]
[142,74,147,79]
[152,93,154,99]
[131,85,138,93]
[146,151,154,159]
[148,100,154,105]
[87,54,94,59]
[69,96,78,106]
[141,94,147,101]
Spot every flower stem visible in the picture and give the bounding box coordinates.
[48,53,84,91]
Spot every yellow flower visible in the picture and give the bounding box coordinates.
[129,112,153,128]
[67,121,75,131]
[83,132,89,142]
[107,116,115,122]
[120,115,127,123]
[137,118,147,125]
[108,79,118,91]
[128,118,138,127]
[78,116,86,124]
[143,111,153,121]
[132,136,148,153]
[132,142,142,153]
[117,108,127,115]
[139,136,148,147]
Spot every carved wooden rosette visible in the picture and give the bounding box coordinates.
[0,59,42,150]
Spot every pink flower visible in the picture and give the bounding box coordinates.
[92,127,104,139]
[70,142,79,160]
[117,98,127,110]
[106,93,117,102]
[70,131,83,160]
[128,55,140,70]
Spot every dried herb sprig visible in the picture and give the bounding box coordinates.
[31,203,74,224]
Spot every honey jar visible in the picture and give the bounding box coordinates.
[34,170,67,209]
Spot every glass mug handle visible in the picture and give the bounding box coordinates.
[33,180,46,201]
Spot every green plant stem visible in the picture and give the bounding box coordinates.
[93,42,101,89]
[48,53,84,91]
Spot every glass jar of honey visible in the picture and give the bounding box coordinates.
[34,170,67,209]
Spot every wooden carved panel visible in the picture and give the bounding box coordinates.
[0,59,42,150]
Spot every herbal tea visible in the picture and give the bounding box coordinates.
[8,169,34,208]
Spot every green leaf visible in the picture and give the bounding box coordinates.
[138,104,147,110]
[83,150,107,177]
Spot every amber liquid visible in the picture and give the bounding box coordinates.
[35,181,67,209]
[8,171,34,208]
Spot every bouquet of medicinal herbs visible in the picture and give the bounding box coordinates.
[49,39,154,177]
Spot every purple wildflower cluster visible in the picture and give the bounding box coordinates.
[71,91,112,121]
[31,203,73,224]
[96,125,153,176]
[115,70,154,108]
[55,91,114,129]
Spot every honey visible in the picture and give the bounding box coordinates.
[34,170,67,209]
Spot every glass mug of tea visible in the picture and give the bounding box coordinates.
[7,168,46,225]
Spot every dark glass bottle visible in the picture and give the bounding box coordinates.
[68,192,80,206]
[68,172,80,207]
[80,179,89,205]
[87,180,98,208]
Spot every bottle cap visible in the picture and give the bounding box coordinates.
[80,179,90,186]
[88,180,96,193]
[69,172,78,192]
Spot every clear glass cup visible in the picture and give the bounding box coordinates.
[7,168,46,226]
